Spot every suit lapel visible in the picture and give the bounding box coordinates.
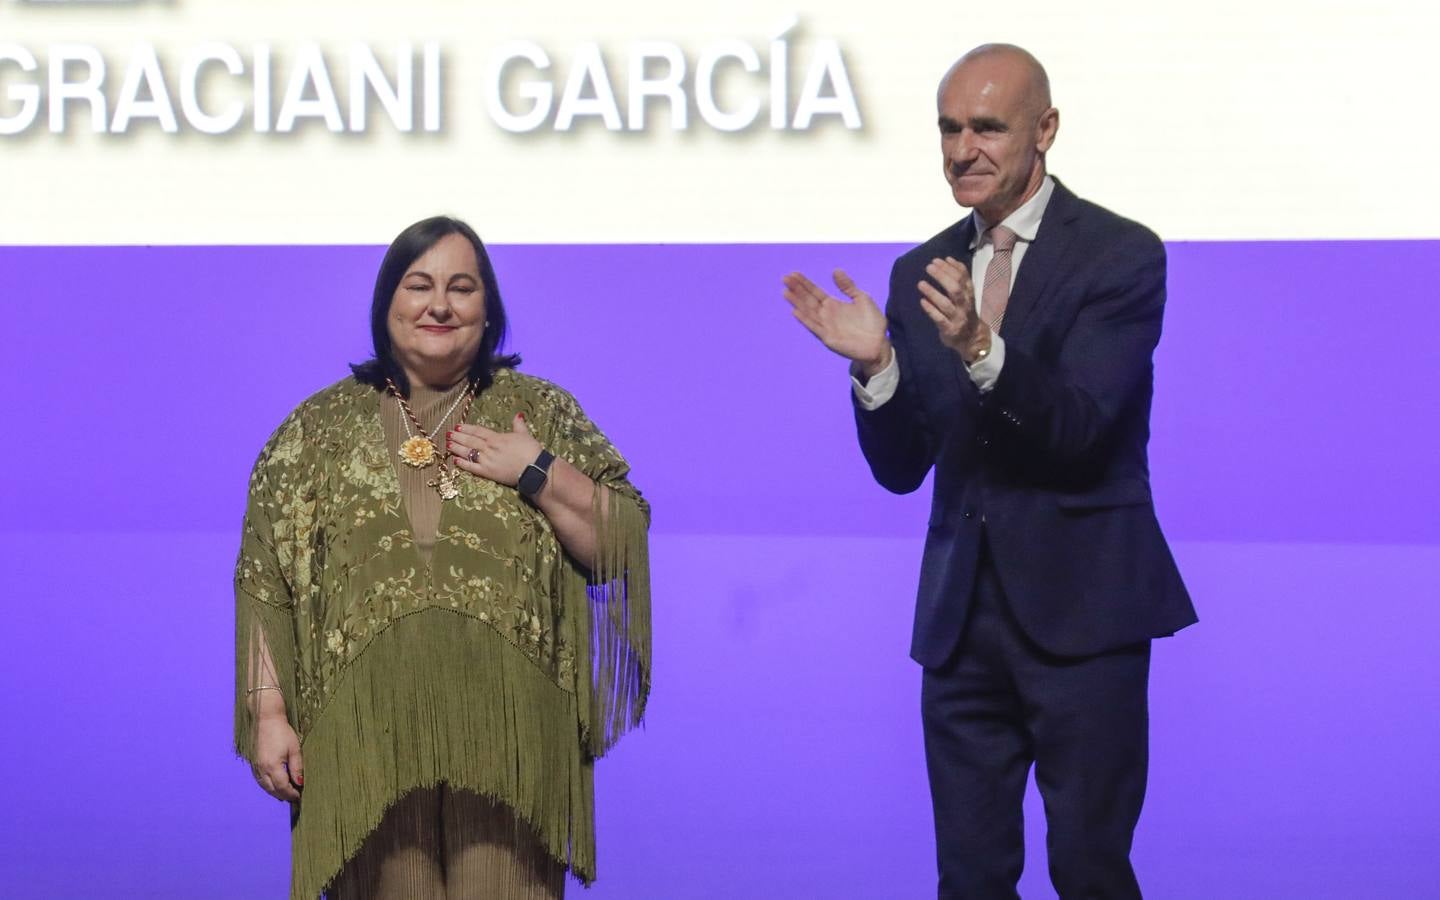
[939,216,978,273]
[998,179,1080,340]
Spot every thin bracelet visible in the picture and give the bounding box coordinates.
[246,684,283,696]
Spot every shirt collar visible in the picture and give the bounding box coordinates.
[969,174,1055,250]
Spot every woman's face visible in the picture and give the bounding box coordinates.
[387,232,487,386]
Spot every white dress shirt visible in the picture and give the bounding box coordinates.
[853,175,1056,409]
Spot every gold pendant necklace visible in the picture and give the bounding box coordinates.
[430,467,461,501]
[386,376,475,501]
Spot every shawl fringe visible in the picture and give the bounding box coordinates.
[248,609,595,900]
[234,592,299,767]
[579,485,652,758]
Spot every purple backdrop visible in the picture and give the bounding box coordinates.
[0,240,1436,898]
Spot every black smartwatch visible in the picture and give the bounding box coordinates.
[517,449,555,500]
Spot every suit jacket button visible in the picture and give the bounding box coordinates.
[962,509,975,520]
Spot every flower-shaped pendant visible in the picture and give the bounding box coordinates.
[398,435,435,467]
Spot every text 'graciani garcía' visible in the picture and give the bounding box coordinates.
[0,20,863,137]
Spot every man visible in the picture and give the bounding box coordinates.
[783,44,1196,898]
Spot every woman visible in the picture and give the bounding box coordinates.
[234,216,650,900]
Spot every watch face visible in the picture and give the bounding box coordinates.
[518,451,554,498]
[518,464,546,498]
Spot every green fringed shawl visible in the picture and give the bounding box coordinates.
[233,371,650,900]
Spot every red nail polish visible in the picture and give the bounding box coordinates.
[295,775,304,786]
[518,412,526,420]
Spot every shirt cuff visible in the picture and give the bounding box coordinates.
[964,334,1005,393]
[851,352,900,410]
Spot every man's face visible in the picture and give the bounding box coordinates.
[937,55,1056,223]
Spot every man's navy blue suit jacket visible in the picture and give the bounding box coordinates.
[856,179,1197,666]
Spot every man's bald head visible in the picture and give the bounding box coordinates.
[934,44,1059,222]
[938,44,1052,118]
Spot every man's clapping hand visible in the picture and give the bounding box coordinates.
[783,269,893,378]
[918,256,989,363]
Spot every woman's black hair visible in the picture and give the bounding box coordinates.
[350,215,521,395]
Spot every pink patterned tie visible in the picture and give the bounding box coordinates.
[981,225,1018,332]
